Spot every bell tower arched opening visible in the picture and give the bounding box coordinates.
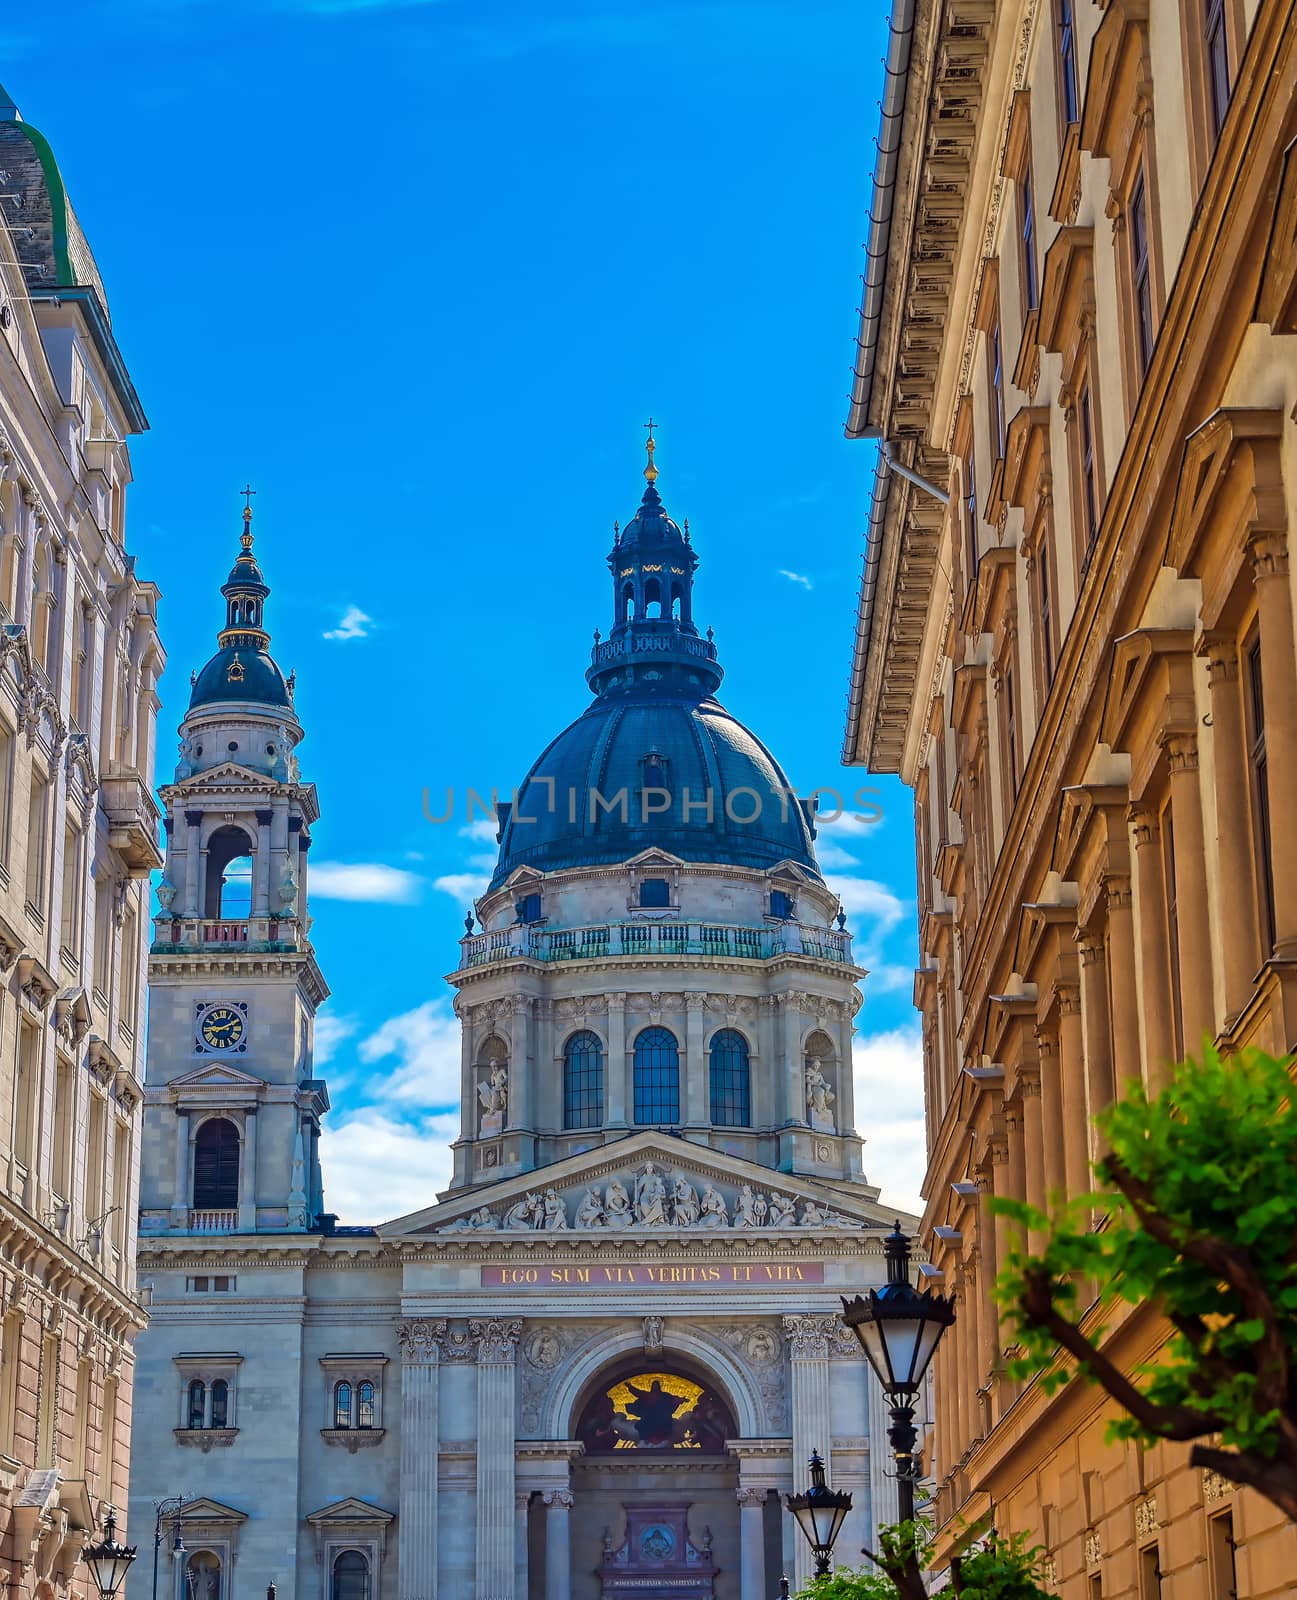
[205,826,254,919]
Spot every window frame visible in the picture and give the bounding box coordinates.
[632,1026,681,1125]
[1056,0,1080,129]
[1244,629,1277,955]
[562,1029,605,1131]
[708,1029,752,1128]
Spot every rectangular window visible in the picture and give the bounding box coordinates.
[93,875,112,1001]
[1205,0,1231,140]
[1163,808,1184,1061]
[989,318,1006,460]
[1130,169,1154,374]
[86,1092,106,1222]
[1058,0,1079,124]
[1208,1509,1237,1599]
[1245,635,1277,954]
[1079,382,1100,558]
[0,722,12,866]
[963,452,979,589]
[36,1333,59,1467]
[52,1057,74,1201]
[25,772,47,916]
[111,1123,129,1257]
[118,904,138,1031]
[1040,545,1056,687]
[1089,1578,1102,1600]
[0,1310,21,1453]
[60,822,82,961]
[1003,662,1019,795]
[1139,1544,1163,1600]
[1021,166,1039,312]
[13,1021,38,1169]
[101,1374,118,1499]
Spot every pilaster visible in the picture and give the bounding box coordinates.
[472,1317,521,1599]
[397,1319,440,1600]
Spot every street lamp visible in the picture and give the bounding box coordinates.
[82,1508,138,1600]
[784,1450,853,1577]
[841,1221,955,1523]
[151,1497,191,1600]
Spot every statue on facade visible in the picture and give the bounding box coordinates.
[671,1175,700,1227]
[276,860,298,916]
[445,1205,498,1233]
[477,1061,509,1136]
[156,876,177,913]
[733,1184,761,1227]
[542,1188,568,1230]
[575,1189,607,1229]
[768,1192,796,1227]
[503,1192,543,1230]
[604,1178,634,1228]
[697,1182,728,1228]
[634,1163,668,1227]
[805,1055,836,1132]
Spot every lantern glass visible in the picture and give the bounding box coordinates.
[81,1515,137,1600]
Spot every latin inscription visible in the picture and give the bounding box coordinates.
[481,1261,825,1288]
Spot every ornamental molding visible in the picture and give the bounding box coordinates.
[470,1316,523,1364]
[781,1312,840,1360]
[396,1319,442,1364]
[1134,1495,1159,1537]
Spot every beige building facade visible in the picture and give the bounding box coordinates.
[0,85,161,1594]
[843,0,1297,1595]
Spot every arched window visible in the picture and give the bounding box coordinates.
[204,826,254,919]
[633,1028,680,1125]
[186,1379,206,1430]
[193,1118,240,1209]
[563,1031,604,1130]
[621,583,635,622]
[709,1030,751,1127]
[209,1379,229,1428]
[186,1553,222,1600]
[357,1381,376,1429]
[670,581,683,620]
[334,1380,353,1429]
[331,1551,370,1600]
[643,577,662,618]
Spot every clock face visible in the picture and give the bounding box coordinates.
[199,1005,246,1051]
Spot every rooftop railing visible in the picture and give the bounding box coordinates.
[458,919,852,969]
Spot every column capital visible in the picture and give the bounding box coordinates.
[541,1489,574,1510]
[1103,872,1133,912]
[735,1487,768,1508]
[1127,805,1159,847]
[781,1312,838,1360]
[471,1316,523,1365]
[1198,629,1241,681]
[1075,930,1105,966]
[1161,730,1199,775]
[1057,982,1082,1018]
[1249,530,1289,581]
[397,1319,442,1365]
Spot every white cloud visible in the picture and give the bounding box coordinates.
[433,870,490,902]
[309,861,422,904]
[320,1108,459,1225]
[358,999,462,1107]
[323,605,374,642]
[825,875,907,933]
[814,839,859,871]
[853,1024,926,1215]
[460,818,499,842]
[778,569,813,590]
[818,807,885,837]
[313,1011,357,1066]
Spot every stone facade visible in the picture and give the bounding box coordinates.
[0,90,160,1599]
[843,0,1297,1594]
[130,454,926,1600]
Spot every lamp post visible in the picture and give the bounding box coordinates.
[841,1221,955,1523]
[81,1508,138,1600]
[151,1497,191,1600]
[784,1450,853,1578]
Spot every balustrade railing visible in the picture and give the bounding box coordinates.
[459,919,851,968]
[189,1209,238,1234]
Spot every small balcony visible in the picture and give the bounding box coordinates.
[101,767,163,875]
[152,916,303,955]
[189,1209,238,1234]
[457,918,853,971]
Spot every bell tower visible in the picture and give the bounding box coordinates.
[138,502,330,1238]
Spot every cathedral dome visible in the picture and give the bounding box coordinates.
[489,435,820,890]
[186,504,295,716]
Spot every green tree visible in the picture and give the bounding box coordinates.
[796,1523,1058,1600]
[993,1045,1297,1520]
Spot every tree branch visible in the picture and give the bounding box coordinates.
[1018,1267,1224,1441]
[1100,1155,1290,1415]
[861,1544,926,1600]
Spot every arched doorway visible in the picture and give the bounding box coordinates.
[545,1354,759,1600]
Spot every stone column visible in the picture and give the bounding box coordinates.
[1165,732,1215,1051]
[783,1314,836,1588]
[606,992,627,1127]
[171,1110,190,1224]
[1076,930,1115,1160]
[253,809,272,916]
[460,1009,477,1146]
[237,1108,257,1230]
[1056,985,1090,1197]
[781,994,805,1126]
[1251,533,1297,958]
[1129,805,1175,1092]
[183,810,203,917]
[1019,1074,1046,1251]
[1103,874,1140,1090]
[514,1492,530,1600]
[1034,1027,1068,1202]
[473,1318,521,1599]
[510,997,532,1133]
[1200,635,1260,1019]
[684,993,707,1125]
[542,1490,572,1600]
[736,1488,767,1600]
[397,1320,440,1600]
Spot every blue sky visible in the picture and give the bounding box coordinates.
[9,0,924,1217]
